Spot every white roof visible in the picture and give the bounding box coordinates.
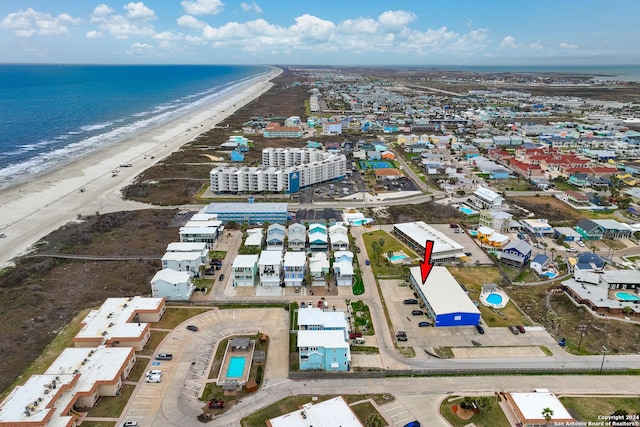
[298,308,348,329]
[189,213,219,222]
[259,250,282,265]
[309,231,328,243]
[244,231,263,246]
[474,186,501,202]
[161,251,201,262]
[592,219,633,231]
[329,231,348,243]
[179,226,219,235]
[151,268,191,284]
[509,391,572,421]
[75,297,164,342]
[477,225,495,235]
[204,202,288,214]
[183,219,222,228]
[334,259,354,275]
[297,330,349,349]
[329,224,348,233]
[410,266,480,316]
[46,346,134,395]
[284,251,307,266]
[268,396,362,427]
[394,222,464,257]
[0,374,76,425]
[334,250,354,260]
[166,242,208,252]
[233,254,259,268]
[521,218,551,229]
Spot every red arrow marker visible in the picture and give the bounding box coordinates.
[419,240,435,283]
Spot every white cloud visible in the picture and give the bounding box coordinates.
[240,2,262,14]
[124,2,156,20]
[153,31,183,41]
[86,30,102,38]
[529,41,543,50]
[92,4,114,17]
[338,17,379,34]
[500,35,517,48]
[2,7,80,37]
[181,0,224,16]
[559,42,579,49]
[377,10,416,30]
[177,14,206,30]
[90,4,155,39]
[290,14,335,42]
[126,41,152,55]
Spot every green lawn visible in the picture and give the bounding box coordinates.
[560,396,640,422]
[85,384,135,417]
[351,300,375,335]
[440,395,510,427]
[154,307,211,329]
[352,275,365,295]
[362,230,417,277]
[448,267,528,327]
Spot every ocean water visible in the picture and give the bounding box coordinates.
[0,64,269,189]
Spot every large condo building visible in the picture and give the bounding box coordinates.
[210,148,347,194]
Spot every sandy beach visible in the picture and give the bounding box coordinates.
[0,67,282,268]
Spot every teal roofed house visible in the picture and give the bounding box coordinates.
[306,140,322,149]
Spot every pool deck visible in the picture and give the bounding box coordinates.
[216,340,255,386]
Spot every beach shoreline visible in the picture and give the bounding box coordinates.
[0,66,282,268]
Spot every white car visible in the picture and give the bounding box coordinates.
[146,369,162,377]
[0,233,6,238]
[146,374,162,383]
[577,240,585,247]
[121,422,139,427]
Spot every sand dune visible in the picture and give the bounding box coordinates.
[0,68,282,268]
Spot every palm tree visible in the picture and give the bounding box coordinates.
[542,407,554,426]
[371,241,381,264]
[365,414,383,427]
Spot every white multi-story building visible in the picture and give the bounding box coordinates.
[258,250,282,287]
[284,252,307,287]
[210,148,347,194]
[262,147,331,167]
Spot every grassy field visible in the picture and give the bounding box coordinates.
[85,384,135,417]
[154,306,212,329]
[362,230,417,277]
[509,196,617,225]
[507,282,640,355]
[560,396,640,422]
[351,300,375,335]
[440,395,511,427]
[448,266,528,327]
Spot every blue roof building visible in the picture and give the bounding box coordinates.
[203,202,288,224]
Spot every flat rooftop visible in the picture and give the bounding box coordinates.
[204,202,288,214]
[298,308,348,330]
[75,297,163,342]
[268,396,362,427]
[410,266,480,316]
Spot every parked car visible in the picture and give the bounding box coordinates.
[508,326,520,335]
[365,259,370,265]
[403,299,419,305]
[577,240,585,247]
[475,324,485,334]
[403,422,421,427]
[566,247,578,252]
[146,370,162,377]
[418,321,431,327]
[146,374,162,383]
[516,325,526,334]
[205,268,215,275]
[317,300,323,308]
[155,353,173,361]
[0,233,6,238]
[396,331,406,337]
[186,325,199,332]
[411,310,424,316]
[121,422,139,427]
[218,274,225,281]
[397,336,408,342]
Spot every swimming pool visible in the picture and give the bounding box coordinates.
[616,292,640,301]
[485,293,503,305]
[543,271,557,279]
[459,206,476,215]
[389,254,408,262]
[227,356,246,378]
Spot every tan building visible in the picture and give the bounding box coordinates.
[73,296,165,350]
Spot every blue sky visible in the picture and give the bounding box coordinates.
[1,0,639,65]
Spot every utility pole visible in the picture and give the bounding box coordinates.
[600,346,608,373]
[577,324,588,352]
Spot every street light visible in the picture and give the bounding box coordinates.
[577,324,588,352]
[600,346,608,374]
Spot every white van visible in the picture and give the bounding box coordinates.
[146,374,162,383]
[354,337,366,345]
